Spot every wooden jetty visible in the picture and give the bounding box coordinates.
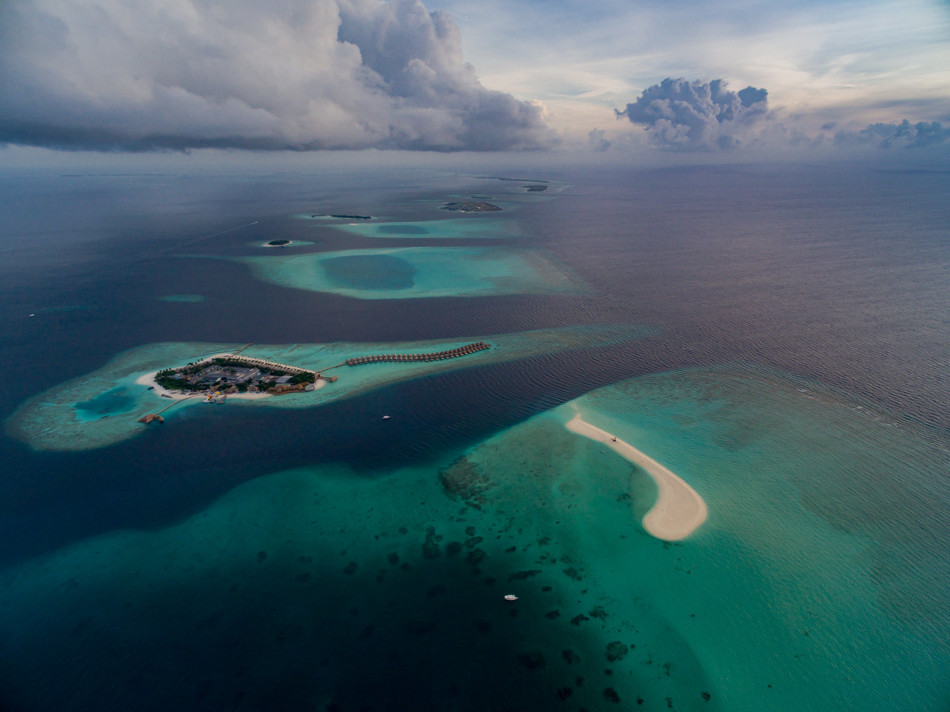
[344,342,490,367]
[138,395,196,425]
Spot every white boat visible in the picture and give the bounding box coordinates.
[504,594,518,601]
[382,415,391,420]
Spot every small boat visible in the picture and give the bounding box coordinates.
[504,594,518,602]
[382,415,391,420]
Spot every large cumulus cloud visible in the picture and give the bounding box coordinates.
[0,0,552,151]
[616,78,769,151]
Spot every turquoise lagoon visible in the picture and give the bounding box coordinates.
[328,217,521,240]
[6,325,650,452]
[238,246,579,299]
[1,365,945,711]
[545,367,949,711]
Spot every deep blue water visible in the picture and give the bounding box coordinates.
[0,160,948,711]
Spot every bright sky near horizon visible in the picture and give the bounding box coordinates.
[0,0,948,157]
[431,0,950,130]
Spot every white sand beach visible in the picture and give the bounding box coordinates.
[565,414,708,541]
[135,372,269,400]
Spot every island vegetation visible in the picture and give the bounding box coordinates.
[155,357,318,396]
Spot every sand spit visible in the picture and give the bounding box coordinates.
[565,414,707,541]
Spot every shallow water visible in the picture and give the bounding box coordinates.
[329,216,522,240]
[237,245,580,299]
[2,366,945,711]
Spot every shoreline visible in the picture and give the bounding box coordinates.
[565,413,708,541]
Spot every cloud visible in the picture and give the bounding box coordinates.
[0,0,553,152]
[587,129,611,152]
[833,120,950,150]
[615,78,770,151]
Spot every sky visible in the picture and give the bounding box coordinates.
[0,0,948,158]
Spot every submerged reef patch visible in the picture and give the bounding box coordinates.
[237,246,579,299]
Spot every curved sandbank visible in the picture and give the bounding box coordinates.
[565,413,707,541]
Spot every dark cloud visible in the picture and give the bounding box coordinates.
[0,0,553,152]
[616,78,769,151]
[834,120,950,150]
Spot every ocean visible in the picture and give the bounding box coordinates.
[0,158,948,711]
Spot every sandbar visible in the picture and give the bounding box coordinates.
[565,414,707,541]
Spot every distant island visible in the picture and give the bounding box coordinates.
[441,201,501,212]
[311,213,373,220]
[523,184,548,192]
[479,176,550,184]
[266,239,292,247]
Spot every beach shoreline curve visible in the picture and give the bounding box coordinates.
[565,413,708,541]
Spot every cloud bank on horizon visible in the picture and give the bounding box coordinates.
[0,0,552,152]
[1,0,948,156]
[613,77,950,154]
[616,78,769,151]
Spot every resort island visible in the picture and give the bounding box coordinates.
[136,342,491,423]
[440,201,501,212]
[136,353,328,422]
[155,356,322,396]
[7,325,653,452]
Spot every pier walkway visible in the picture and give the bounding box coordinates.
[344,342,490,367]
[138,395,196,424]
